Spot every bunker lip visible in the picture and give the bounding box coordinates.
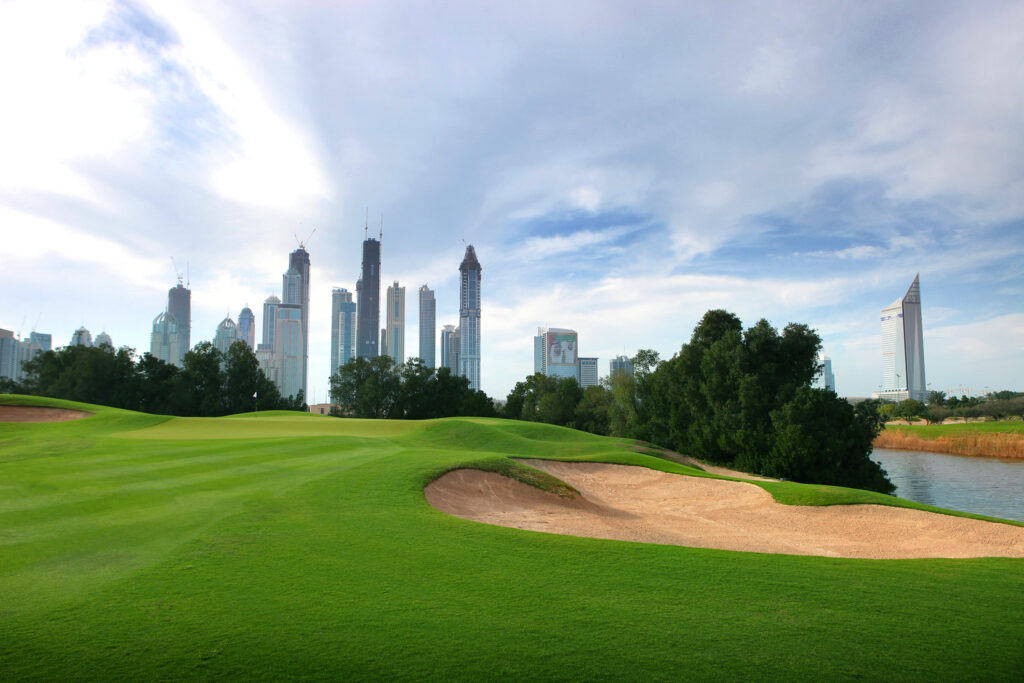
[425,459,1024,560]
[0,405,93,422]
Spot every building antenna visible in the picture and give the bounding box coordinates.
[186,261,190,288]
[379,214,383,240]
[365,208,369,238]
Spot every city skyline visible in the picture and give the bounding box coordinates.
[1,1,1022,401]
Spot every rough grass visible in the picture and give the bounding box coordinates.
[876,422,1024,458]
[2,395,1023,680]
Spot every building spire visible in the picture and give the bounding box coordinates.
[365,207,369,239]
[379,214,383,240]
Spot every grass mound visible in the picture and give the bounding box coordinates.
[2,396,1023,679]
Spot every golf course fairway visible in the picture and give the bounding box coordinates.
[2,395,1023,680]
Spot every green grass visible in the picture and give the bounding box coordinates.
[885,421,1024,439]
[2,395,1023,680]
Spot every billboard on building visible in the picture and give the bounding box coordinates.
[547,331,577,366]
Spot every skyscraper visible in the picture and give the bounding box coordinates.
[418,284,436,368]
[283,246,310,397]
[331,288,357,376]
[874,274,927,401]
[238,307,256,349]
[578,357,599,388]
[168,281,191,359]
[610,355,634,378]
[150,312,181,365]
[94,331,112,348]
[386,281,405,365]
[458,245,481,391]
[0,329,17,381]
[816,352,835,392]
[534,327,580,381]
[276,303,304,400]
[213,317,238,355]
[440,324,457,370]
[356,233,381,359]
[70,327,92,347]
[261,296,281,351]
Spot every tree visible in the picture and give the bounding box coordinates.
[894,399,926,420]
[640,309,892,492]
[768,387,895,494]
[329,356,401,418]
[180,342,226,416]
[575,385,613,435]
[537,377,583,427]
[224,341,264,415]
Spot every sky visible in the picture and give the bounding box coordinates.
[1,0,1022,402]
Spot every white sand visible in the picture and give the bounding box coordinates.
[425,460,1024,559]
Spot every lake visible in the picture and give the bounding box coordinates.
[871,448,1024,523]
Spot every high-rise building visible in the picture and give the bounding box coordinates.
[380,328,388,358]
[276,303,304,400]
[168,282,191,358]
[534,327,580,382]
[261,296,281,351]
[330,288,357,376]
[213,317,238,355]
[94,331,112,348]
[70,327,92,347]
[458,245,481,391]
[440,324,457,370]
[816,352,835,392]
[150,312,181,365]
[238,307,256,349]
[418,284,436,368]
[386,281,405,366]
[29,332,52,353]
[579,357,599,388]
[610,355,634,378]
[0,329,17,381]
[874,274,927,401]
[283,247,311,397]
[356,234,381,359]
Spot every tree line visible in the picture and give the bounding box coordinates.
[328,356,495,418]
[1,341,305,416]
[878,392,1024,423]
[503,310,894,494]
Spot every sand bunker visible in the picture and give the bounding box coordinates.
[425,460,1024,559]
[0,405,92,422]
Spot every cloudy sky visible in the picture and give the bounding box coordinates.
[2,0,1022,401]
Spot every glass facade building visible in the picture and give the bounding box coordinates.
[356,237,381,359]
[876,274,927,401]
[331,288,357,376]
[458,245,481,391]
[418,285,435,368]
[386,281,405,365]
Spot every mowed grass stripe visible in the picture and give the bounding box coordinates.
[2,397,1024,679]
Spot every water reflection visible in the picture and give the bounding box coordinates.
[871,448,1024,522]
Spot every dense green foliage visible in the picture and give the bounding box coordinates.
[505,310,893,493]
[871,393,1024,424]
[329,356,495,419]
[3,341,305,415]
[1,395,1022,679]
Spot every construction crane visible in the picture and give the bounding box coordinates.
[294,227,317,249]
[170,257,184,286]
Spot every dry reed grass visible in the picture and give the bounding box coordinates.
[874,430,1024,459]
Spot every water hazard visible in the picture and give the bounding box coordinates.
[871,448,1024,523]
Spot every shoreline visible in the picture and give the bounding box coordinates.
[873,430,1024,459]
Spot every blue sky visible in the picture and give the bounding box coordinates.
[1,0,1022,401]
